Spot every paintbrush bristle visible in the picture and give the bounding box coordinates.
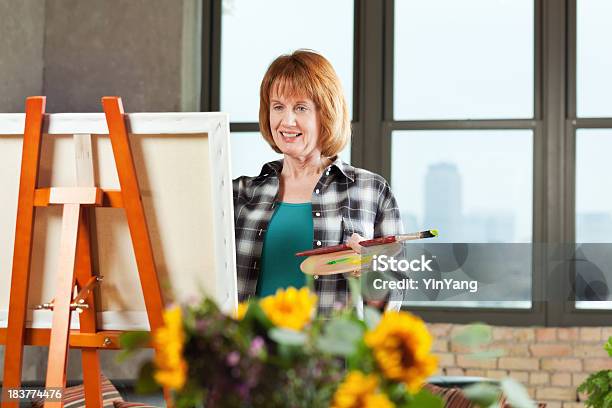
[420,229,438,238]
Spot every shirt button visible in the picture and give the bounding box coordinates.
[315,212,321,217]
[316,241,322,246]
[315,189,320,194]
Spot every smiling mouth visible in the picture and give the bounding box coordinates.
[280,131,303,139]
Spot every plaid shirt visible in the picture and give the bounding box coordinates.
[233,156,404,315]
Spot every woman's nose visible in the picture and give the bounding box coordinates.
[281,110,297,126]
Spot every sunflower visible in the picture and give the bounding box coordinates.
[259,287,317,331]
[364,311,437,393]
[331,371,394,408]
[153,306,188,390]
[234,301,249,320]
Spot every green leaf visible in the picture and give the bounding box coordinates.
[405,389,444,408]
[604,336,612,357]
[135,361,161,394]
[119,331,150,351]
[452,323,492,349]
[316,336,357,356]
[346,341,374,371]
[500,378,536,408]
[463,382,502,407]
[268,327,307,346]
[328,318,364,339]
[386,382,409,401]
[243,301,273,329]
[315,318,364,356]
[347,277,362,304]
[364,306,381,330]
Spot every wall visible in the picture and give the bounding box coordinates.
[0,0,201,114]
[0,0,45,112]
[430,323,612,408]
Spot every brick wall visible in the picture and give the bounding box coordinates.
[428,323,612,408]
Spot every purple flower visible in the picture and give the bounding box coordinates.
[226,351,240,366]
[249,336,265,356]
[237,383,251,400]
[195,319,208,332]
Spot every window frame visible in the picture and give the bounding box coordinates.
[553,0,612,326]
[202,0,611,327]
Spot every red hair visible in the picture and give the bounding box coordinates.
[259,50,350,157]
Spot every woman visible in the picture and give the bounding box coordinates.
[233,50,404,315]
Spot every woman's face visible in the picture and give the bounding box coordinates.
[269,90,321,160]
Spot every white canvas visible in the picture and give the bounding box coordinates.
[0,112,237,330]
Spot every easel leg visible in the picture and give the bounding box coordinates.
[102,97,165,329]
[73,133,104,407]
[102,96,172,407]
[44,204,81,408]
[75,209,103,408]
[2,96,46,408]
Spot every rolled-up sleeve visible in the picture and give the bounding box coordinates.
[374,182,405,311]
[374,182,404,237]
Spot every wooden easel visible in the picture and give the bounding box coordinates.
[1,97,169,408]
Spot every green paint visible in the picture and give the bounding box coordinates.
[326,257,353,265]
[326,254,374,265]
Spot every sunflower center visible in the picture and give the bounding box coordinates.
[278,301,293,314]
[400,343,414,368]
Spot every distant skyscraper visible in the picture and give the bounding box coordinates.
[424,163,462,242]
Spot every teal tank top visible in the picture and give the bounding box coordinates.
[256,202,313,297]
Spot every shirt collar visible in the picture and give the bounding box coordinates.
[255,156,355,182]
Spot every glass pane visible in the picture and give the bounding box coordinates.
[576,129,612,243]
[575,129,612,309]
[391,130,533,243]
[391,130,533,309]
[394,0,534,120]
[221,0,354,123]
[577,0,612,117]
[231,132,281,179]
[231,132,351,180]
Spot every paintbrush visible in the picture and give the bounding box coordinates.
[296,229,438,257]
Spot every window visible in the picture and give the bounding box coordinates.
[389,0,536,313]
[220,0,354,123]
[391,130,533,243]
[217,0,354,178]
[202,0,610,325]
[575,130,612,244]
[576,0,612,117]
[571,0,612,311]
[394,0,534,120]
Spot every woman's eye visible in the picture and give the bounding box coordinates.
[296,106,307,112]
[272,105,283,111]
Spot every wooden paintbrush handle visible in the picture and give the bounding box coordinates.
[296,243,350,256]
[359,236,397,247]
[296,236,397,256]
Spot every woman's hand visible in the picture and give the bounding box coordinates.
[346,233,363,279]
[346,233,386,309]
[346,232,364,254]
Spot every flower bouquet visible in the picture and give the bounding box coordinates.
[121,281,443,408]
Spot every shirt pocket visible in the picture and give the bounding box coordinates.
[341,215,375,242]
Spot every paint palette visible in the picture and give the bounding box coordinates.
[299,242,403,276]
